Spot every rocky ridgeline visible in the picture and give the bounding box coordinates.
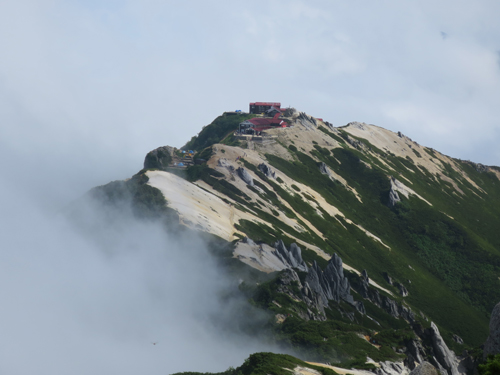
[297,112,317,129]
[273,240,308,272]
[274,244,365,321]
[273,242,476,375]
[305,255,366,314]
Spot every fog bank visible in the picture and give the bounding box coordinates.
[0,167,277,375]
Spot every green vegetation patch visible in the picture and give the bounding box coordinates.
[183,113,253,152]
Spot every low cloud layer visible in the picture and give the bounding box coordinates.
[0,177,281,374]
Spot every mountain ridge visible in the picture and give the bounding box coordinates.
[87,109,500,374]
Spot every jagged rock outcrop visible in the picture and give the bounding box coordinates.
[273,240,308,272]
[352,270,414,321]
[297,112,317,129]
[143,146,174,170]
[384,272,394,285]
[381,297,414,322]
[388,184,401,207]
[429,322,459,375]
[484,301,500,358]
[324,121,336,131]
[376,361,409,375]
[409,362,438,375]
[258,163,276,179]
[236,167,254,186]
[305,254,365,314]
[276,268,326,321]
[358,270,382,306]
[345,134,368,151]
[406,339,427,369]
[397,282,409,297]
[318,162,331,176]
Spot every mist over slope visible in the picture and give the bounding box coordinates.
[0,152,282,374]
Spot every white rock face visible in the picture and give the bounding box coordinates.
[146,170,235,241]
[390,177,432,206]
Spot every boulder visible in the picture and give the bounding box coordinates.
[318,162,331,176]
[409,362,438,375]
[258,163,276,179]
[484,301,500,358]
[236,167,254,186]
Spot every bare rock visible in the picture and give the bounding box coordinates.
[376,361,408,375]
[297,112,317,129]
[276,268,325,321]
[384,272,394,285]
[388,185,401,207]
[407,339,426,366]
[305,254,365,314]
[319,162,331,176]
[345,134,368,150]
[409,362,438,375]
[273,240,308,272]
[218,158,235,174]
[236,167,254,186]
[397,282,409,297]
[484,301,500,358]
[258,163,276,179]
[429,322,459,375]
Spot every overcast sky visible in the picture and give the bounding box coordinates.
[1,1,499,373]
[1,0,500,202]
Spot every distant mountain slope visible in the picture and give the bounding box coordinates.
[89,110,500,374]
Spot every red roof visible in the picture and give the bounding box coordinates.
[250,102,281,107]
[246,117,288,129]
